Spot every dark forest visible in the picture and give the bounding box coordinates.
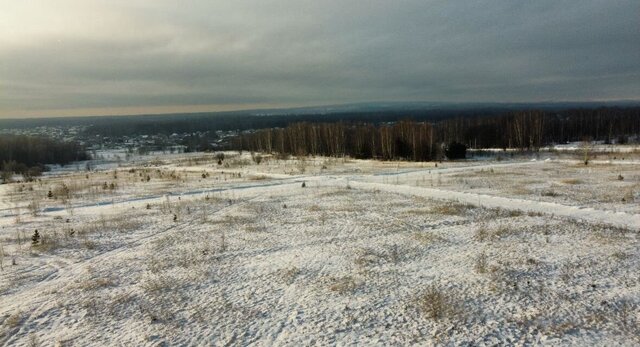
[0,136,88,181]
[237,108,639,161]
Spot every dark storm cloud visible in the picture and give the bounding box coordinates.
[1,0,638,117]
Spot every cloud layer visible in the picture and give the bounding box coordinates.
[1,0,639,117]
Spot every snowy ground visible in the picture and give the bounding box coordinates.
[0,152,638,346]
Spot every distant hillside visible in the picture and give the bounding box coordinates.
[1,101,639,138]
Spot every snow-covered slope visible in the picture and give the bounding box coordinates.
[0,153,638,346]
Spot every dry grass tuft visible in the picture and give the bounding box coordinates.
[541,189,560,197]
[509,186,532,195]
[140,274,178,294]
[474,252,488,273]
[611,251,629,261]
[415,285,459,320]
[244,224,267,233]
[248,174,268,181]
[430,202,474,216]
[308,204,321,212]
[354,248,384,268]
[474,224,512,241]
[279,267,301,285]
[328,276,358,294]
[413,232,445,245]
[315,189,351,198]
[78,276,116,291]
[560,178,583,185]
[211,215,255,225]
[3,311,24,328]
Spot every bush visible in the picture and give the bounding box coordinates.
[416,285,458,320]
[1,170,12,184]
[251,153,263,165]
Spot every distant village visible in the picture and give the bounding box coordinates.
[0,125,244,154]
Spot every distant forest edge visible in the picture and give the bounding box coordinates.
[236,108,640,161]
[0,106,638,178]
[2,102,639,138]
[61,106,640,139]
[81,109,500,137]
[0,136,88,181]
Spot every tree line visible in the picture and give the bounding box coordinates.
[437,107,639,150]
[235,121,440,161]
[1,135,88,181]
[235,107,640,161]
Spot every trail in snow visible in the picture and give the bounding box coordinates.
[2,159,637,231]
[348,181,640,231]
[2,156,639,346]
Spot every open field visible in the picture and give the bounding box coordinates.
[1,152,639,346]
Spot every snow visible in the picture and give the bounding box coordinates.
[0,151,638,346]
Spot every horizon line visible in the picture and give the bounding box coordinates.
[2,98,640,122]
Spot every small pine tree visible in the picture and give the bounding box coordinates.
[47,190,53,199]
[31,230,40,245]
[301,182,306,188]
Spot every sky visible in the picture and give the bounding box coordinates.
[1,0,639,118]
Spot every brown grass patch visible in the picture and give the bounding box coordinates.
[474,224,512,241]
[413,232,445,245]
[328,276,358,294]
[560,178,583,185]
[78,277,116,291]
[414,285,460,320]
[248,175,268,181]
[3,311,24,328]
[430,202,474,216]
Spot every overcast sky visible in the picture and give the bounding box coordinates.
[1,0,639,118]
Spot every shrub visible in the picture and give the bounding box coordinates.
[251,153,263,165]
[415,285,457,320]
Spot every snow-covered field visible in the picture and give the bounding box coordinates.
[0,152,638,346]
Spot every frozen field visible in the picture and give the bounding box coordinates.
[0,152,639,346]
